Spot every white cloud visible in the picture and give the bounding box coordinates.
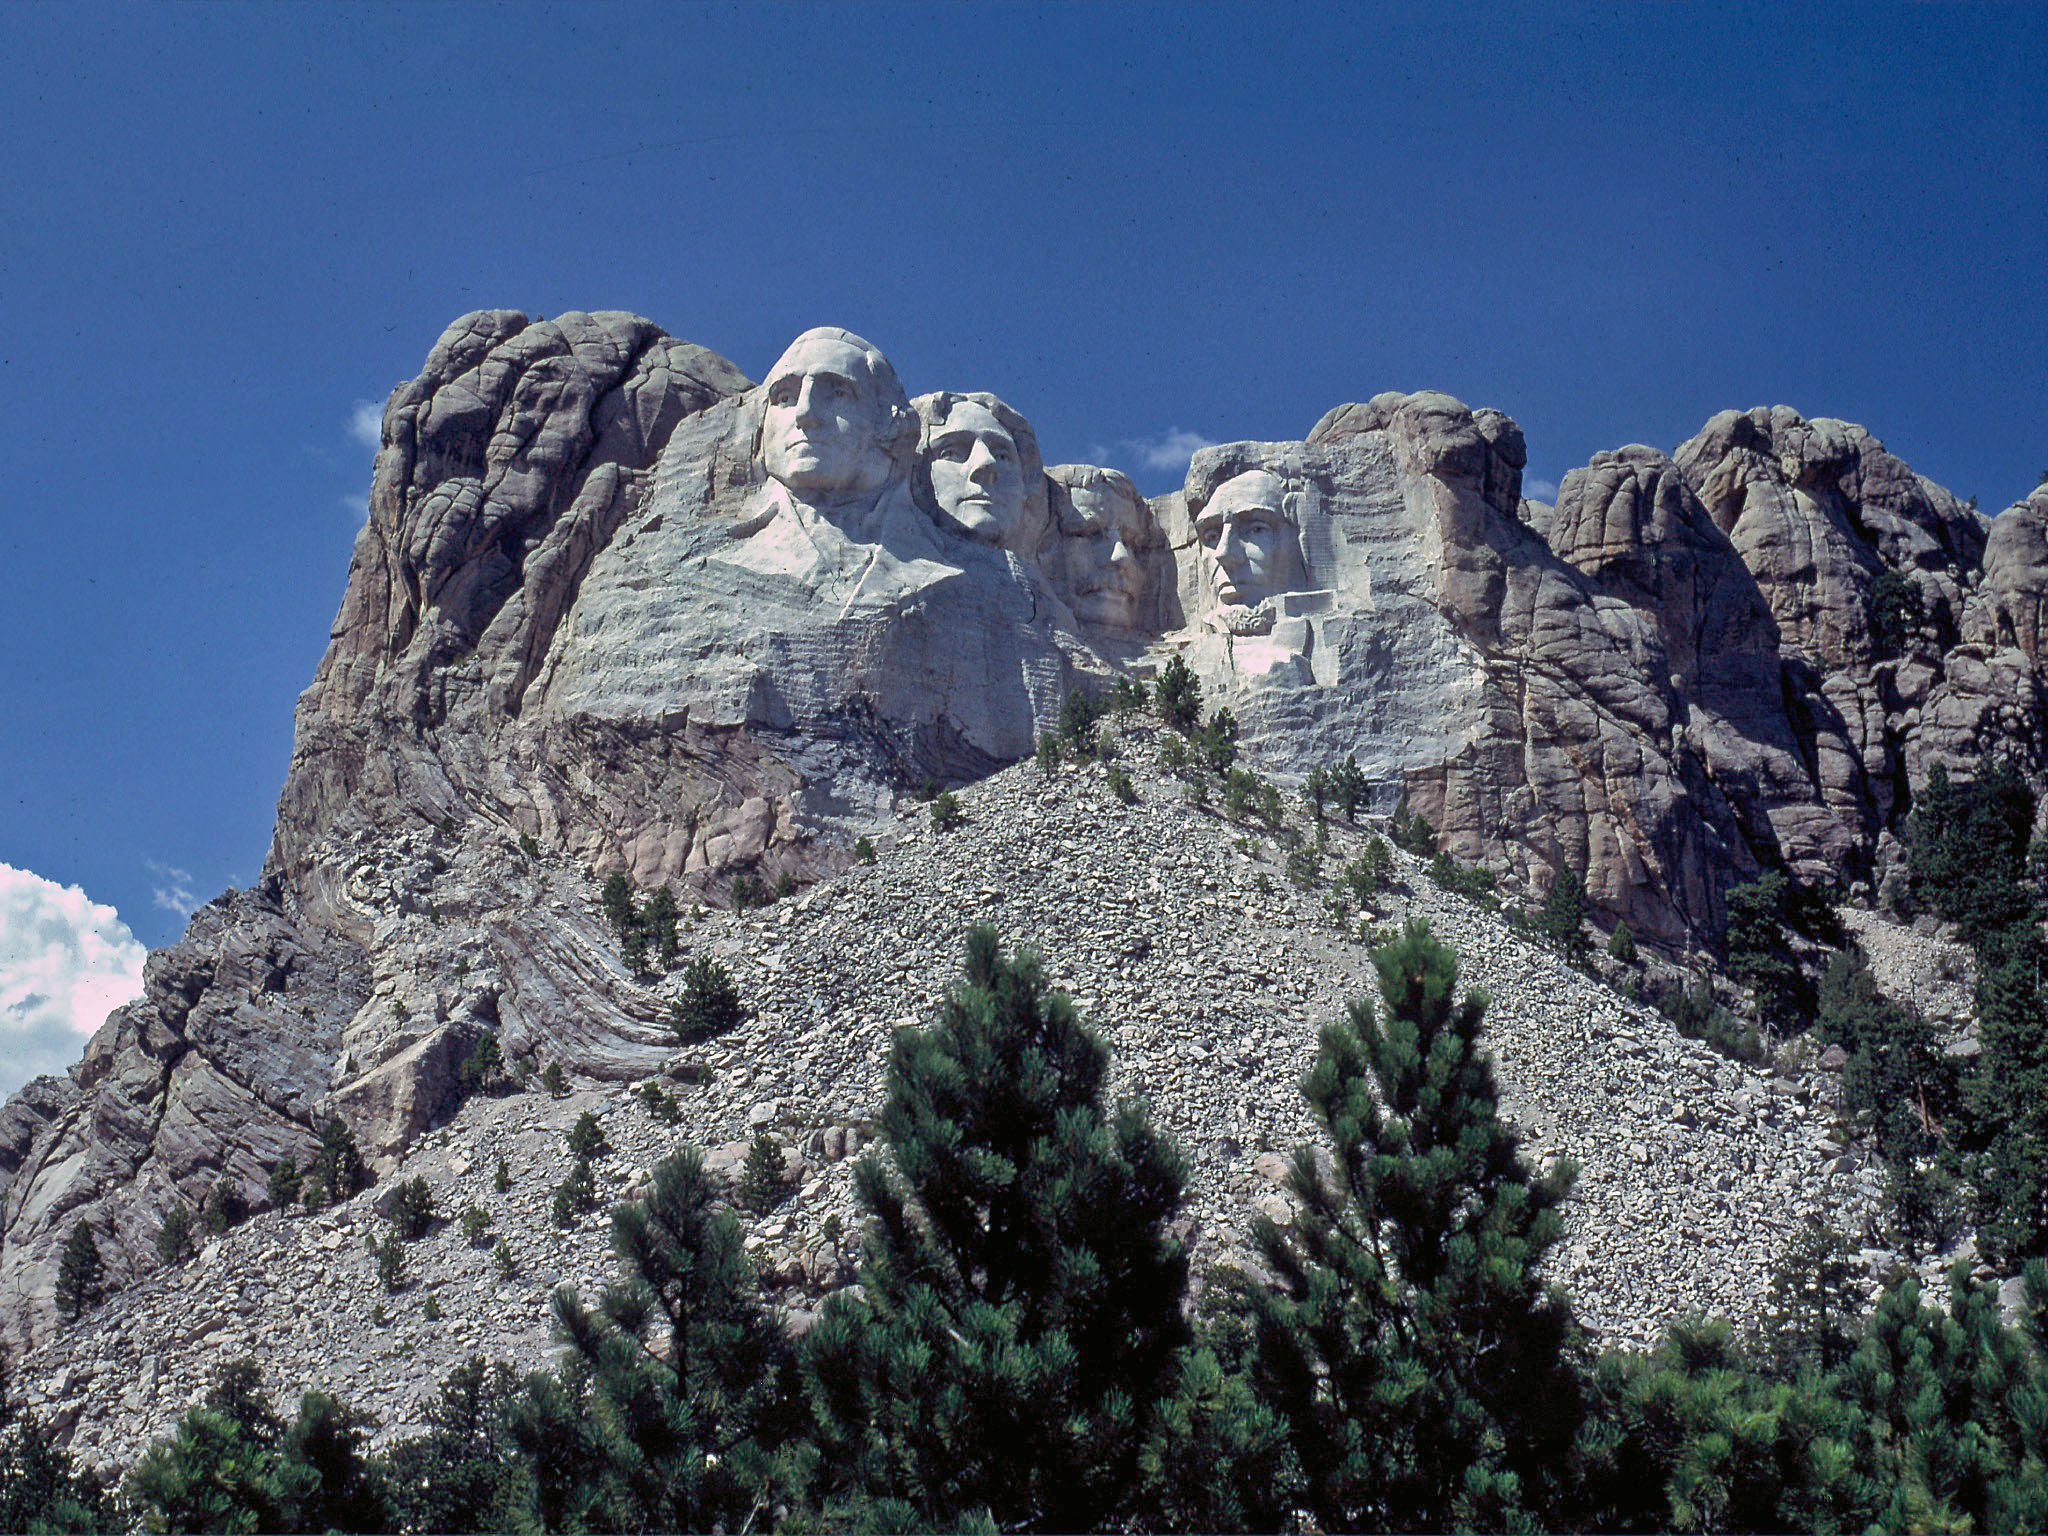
[0,865,146,1099]
[348,399,383,452]
[1088,427,1220,481]
[146,860,198,917]
[1525,477,1559,503]
[338,491,369,523]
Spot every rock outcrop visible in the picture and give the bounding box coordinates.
[6,309,2047,1363]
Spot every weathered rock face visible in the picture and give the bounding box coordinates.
[0,889,369,1354]
[7,310,2048,1361]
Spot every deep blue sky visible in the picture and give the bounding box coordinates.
[3,0,2044,955]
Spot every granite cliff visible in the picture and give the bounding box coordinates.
[5,309,2046,1366]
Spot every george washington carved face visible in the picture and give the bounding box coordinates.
[757,329,910,501]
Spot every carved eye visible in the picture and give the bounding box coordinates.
[768,380,797,406]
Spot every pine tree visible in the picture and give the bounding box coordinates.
[1155,653,1202,730]
[1534,862,1590,965]
[1325,754,1369,819]
[737,1131,789,1215]
[128,1366,388,1536]
[1241,918,1585,1531]
[621,924,650,976]
[643,885,681,969]
[512,1147,791,1533]
[1757,1214,1866,1377]
[600,870,637,938]
[799,926,1189,1532]
[201,1174,246,1235]
[156,1202,196,1268]
[565,1110,608,1161]
[55,1220,102,1322]
[387,1175,435,1241]
[671,956,744,1044]
[377,1356,524,1535]
[305,1116,366,1208]
[0,1401,106,1532]
[267,1155,303,1209]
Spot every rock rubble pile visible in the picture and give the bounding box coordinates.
[10,732,1901,1476]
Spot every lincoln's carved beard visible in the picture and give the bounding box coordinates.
[1217,600,1276,636]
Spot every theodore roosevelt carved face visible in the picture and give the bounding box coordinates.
[1049,466,1153,630]
[757,328,911,503]
[1194,468,1295,612]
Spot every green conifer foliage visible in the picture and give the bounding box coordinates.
[1908,759,2038,943]
[1388,798,1436,855]
[378,1235,409,1293]
[456,1030,504,1097]
[1155,653,1202,730]
[267,1154,303,1210]
[800,926,1190,1532]
[387,1175,435,1241]
[201,1175,247,1235]
[1325,754,1369,819]
[599,871,637,938]
[377,1356,524,1536]
[1758,1215,1866,1377]
[156,1202,196,1268]
[1302,764,1331,821]
[0,1402,107,1532]
[643,885,681,969]
[1534,863,1591,965]
[1242,919,1584,1532]
[566,1110,608,1160]
[672,956,744,1045]
[1057,688,1101,753]
[552,1158,598,1228]
[55,1220,102,1322]
[737,1131,790,1215]
[620,925,650,976]
[305,1116,366,1208]
[513,1148,790,1534]
[126,1361,388,1535]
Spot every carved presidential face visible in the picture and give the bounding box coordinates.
[1057,480,1151,629]
[760,334,891,498]
[1195,469,1293,610]
[924,400,1027,545]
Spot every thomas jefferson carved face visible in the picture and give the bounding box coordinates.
[1195,469,1293,610]
[924,400,1027,545]
[759,332,900,499]
[1055,474,1151,629]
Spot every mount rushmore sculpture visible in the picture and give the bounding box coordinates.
[279,314,2048,954]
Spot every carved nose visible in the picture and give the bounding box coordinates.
[1109,535,1134,567]
[966,442,999,482]
[792,379,824,424]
